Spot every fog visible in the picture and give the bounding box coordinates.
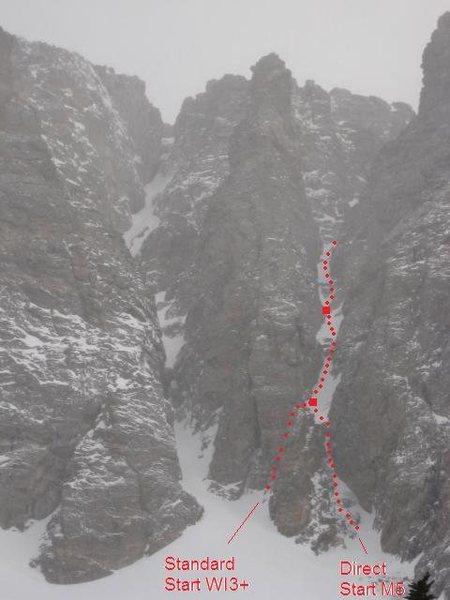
[1,0,450,122]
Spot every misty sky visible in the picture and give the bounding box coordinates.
[1,0,450,122]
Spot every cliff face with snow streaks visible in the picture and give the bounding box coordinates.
[0,26,200,584]
[331,13,450,596]
[134,53,413,549]
[1,11,449,598]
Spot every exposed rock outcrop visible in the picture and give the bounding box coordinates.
[294,80,414,242]
[183,54,321,491]
[2,10,448,594]
[95,65,163,182]
[331,12,450,597]
[138,73,250,302]
[0,27,200,584]
[135,51,413,546]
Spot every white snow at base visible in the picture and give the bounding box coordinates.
[0,418,417,600]
[0,236,426,598]
[123,172,172,256]
[172,420,416,598]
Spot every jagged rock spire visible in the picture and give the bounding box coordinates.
[250,52,293,116]
[419,12,450,118]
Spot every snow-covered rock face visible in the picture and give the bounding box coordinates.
[331,13,450,598]
[294,82,414,242]
[94,65,163,183]
[182,53,322,491]
[2,10,449,596]
[138,73,250,302]
[135,52,413,548]
[13,35,163,232]
[0,27,200,583]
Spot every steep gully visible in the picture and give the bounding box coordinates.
[226,240,368,555]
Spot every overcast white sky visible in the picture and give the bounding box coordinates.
[1,0,450,122]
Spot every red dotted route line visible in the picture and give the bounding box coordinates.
[227,240,366,546]
[262,240,360,533]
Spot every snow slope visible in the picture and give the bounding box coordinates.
[124,172,172,256]
[0,227,424,600]
[1,416,419,600]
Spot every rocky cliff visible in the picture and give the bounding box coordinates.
[2,10,449,596]
[294,81,414,241]
[331,12,450,597]
[182,54,322,492]
[0,27,200,584]
[136,73,250,302]
[135,51,413,547]
[95,65,163,182]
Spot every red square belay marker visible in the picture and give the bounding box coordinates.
[322,305,331,315]
[308,397,318,407]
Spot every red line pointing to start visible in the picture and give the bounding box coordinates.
[227,502,260,544]
[359,537,369,555]
[225,241,369,552]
